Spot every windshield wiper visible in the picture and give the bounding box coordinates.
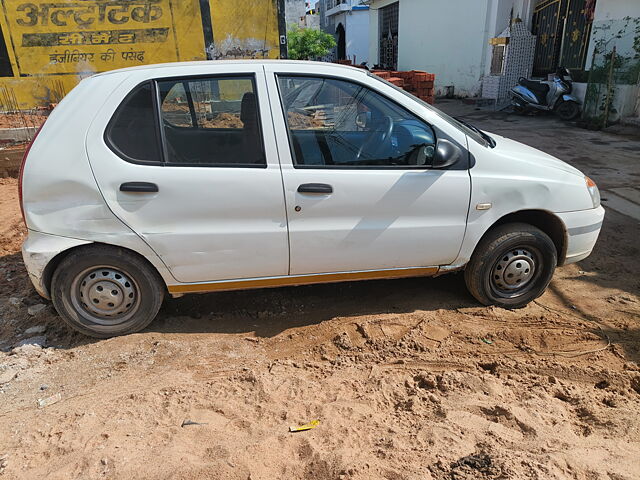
[454,117,496,148]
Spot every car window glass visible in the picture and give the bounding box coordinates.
[278,76,436,168]
[368,72,489,147]
[160,82,193,128]
[158,76,265,166]
[107,82,161,163]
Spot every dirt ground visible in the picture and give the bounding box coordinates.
[0,104,639,480]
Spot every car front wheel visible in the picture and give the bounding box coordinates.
[464,223,557,308]
[51,245,164,338]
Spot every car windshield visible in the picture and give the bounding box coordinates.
[368,72,491,148]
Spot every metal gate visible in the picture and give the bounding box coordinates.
[379,2,399,70]
[532,0,594,76]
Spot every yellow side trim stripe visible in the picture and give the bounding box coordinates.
[168,267,439,294]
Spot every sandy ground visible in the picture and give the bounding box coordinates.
[0,105,639,479]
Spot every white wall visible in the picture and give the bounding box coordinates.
[399,0,492,96]
[346,9,370,64]
[585,0,640,69]
[368,0,537,96]
[584,0,640,121]
[592,0,640,20]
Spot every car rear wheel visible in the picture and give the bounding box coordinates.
[51,245,164,338]
[464,223,557,308]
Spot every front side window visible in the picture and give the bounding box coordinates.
[158,76,265,166]
[278,75,435,168]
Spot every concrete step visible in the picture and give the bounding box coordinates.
[601,190,640,222]
[610,187,640,205]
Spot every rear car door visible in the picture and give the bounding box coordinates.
[86,65,288,284]
[265,65,471,275]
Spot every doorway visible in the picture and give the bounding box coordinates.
[336,23,346,60]
[532,0,595,76]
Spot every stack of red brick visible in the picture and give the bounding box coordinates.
[371,70,436,105]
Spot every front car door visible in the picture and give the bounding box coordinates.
[87,64,288,284]
[264,64,472,275]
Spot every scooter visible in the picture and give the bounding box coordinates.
[510,67,581,120]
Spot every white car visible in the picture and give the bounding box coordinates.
[20,61,604,338]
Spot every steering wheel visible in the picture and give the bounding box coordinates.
[356,115,394,162]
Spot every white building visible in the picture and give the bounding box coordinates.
[366,0,640,122]
[319,0,370,64]
[367,0,537,97]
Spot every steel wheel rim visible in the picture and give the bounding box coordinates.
[489,247,540,299]
[70,266,141,326]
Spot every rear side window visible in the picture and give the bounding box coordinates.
[157,76,265,166]
[106,82,161,163]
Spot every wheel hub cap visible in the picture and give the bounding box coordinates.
[492,249,536,291]
[77,268,137,319]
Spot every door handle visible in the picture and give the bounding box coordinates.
[297,183,333,194]
[119,182,159,193]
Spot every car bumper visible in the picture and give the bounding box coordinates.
[22,230,91,299]
[556,205,605,265]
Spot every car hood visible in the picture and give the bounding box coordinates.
[484,131,584,177]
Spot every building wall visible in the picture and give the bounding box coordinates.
[345,8,369,64]
[322,1,369,63]
[482,0,535,77]
[0,0,284,108]
[285,0,307,26]
[585,0,640,69]
[369,0,492,96]
[583,0,640,121]
[368,0,539,96]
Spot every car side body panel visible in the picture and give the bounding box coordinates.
[19,60,605,300]
[263,63,472,274]
[453,134,601,267]
[85,64,289,284]
[21,74,177,288]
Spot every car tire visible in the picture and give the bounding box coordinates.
[464,223,557,309]
[51,245,164,338]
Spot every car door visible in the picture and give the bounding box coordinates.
[86,65,288,284]
[265,65,471,275]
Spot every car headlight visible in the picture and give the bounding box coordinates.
[585,176,600,208]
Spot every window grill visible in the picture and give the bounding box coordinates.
[379,2,399,70]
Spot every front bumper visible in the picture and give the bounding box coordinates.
[556,206,605,265]
[22,230,91,299]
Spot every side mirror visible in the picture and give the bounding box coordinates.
[431,139,462,168]
[355,111,371,129]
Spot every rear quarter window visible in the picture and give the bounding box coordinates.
[106,82,162,163]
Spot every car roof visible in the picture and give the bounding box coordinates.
[93,59,368,78]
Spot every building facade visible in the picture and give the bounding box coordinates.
[367,0,537,97]
[285,0,320,28]
[0,0,288,108]
[369,0,640,120]
[319,0,370,64]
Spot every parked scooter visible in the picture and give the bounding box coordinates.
[510,67,581,120]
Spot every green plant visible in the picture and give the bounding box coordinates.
[287,25,336,60]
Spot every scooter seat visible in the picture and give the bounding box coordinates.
[518,78,550,96]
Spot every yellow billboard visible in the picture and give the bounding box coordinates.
[0,0,286,108]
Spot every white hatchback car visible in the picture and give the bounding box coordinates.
[20,60,604,338]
